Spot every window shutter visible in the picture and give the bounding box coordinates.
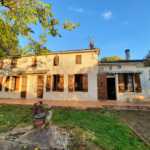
[5,76,10,91]
[83,74,88,92]
[69,74,74,92]
[11,59,17,68]
[118,74,125,92]
[134,73,142,93]
[46,75,51,92]
[14,59,17,68]
[15,76,20,91]
[54,55,59,66]
[0,76,3,91]
[59,74,64,92]
[76,55,81,64]
[32,58,37,67]
[0,60,3,69]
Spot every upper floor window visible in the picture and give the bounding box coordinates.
[76,55,81,64]
[0,60,3,69]
[11,59,17,68]
[54,55,59,66]
[31,58,37,67]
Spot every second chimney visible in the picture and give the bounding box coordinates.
[125,49,130,60]
[90,41,94,49]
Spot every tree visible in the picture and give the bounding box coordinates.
[143,50,150,67]
[0,0,80,57]
[101,56,125,61]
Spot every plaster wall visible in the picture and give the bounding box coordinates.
[0,50,99,101]
[99,64,150,102]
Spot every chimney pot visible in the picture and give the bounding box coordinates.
[125,49,130,60]
[90,41,94,49]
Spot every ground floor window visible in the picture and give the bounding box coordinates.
[53,75,60,91]
[69,74,88,92]
[11,76,20,91]
[75,74,83,91]
[124,74,134,92]
[52,74,64,92]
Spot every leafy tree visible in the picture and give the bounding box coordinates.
[143,50,150,67]
[101,56,125,61]
[0,0,80,57]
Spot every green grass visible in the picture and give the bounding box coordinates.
[0,105,149,150]
[0,105,33,132]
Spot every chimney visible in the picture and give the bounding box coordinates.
[90,41,94,49]
[125,49,130,60]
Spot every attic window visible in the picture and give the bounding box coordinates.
[32,58,37,67]
[76,55,81,64]
[54,55,59,66]
[11,59,17,68]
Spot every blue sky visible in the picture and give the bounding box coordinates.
[19,0,150,60]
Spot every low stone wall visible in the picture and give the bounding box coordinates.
[127,98,150,104]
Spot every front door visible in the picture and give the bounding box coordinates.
[21,75,28,98]
[97,73,108,101]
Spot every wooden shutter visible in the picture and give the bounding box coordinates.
[69,74,74,92]
[15,76,20,91]
[37,75,44,98]
[5,76,10,91]
[134,73,142,93]
[11,59,17,68]
[32,58,37,67]
[21,75,28,98]
[0,76,3,91]
[54,55,59,66]
[0,60,3,69]
[59,74,64,92]
[46,75,51,92]
[97,73,107,101]
[83,74,88,92]
[76,55,81,64]
[118,74,125,92]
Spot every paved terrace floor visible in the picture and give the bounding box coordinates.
[0,99,150,108]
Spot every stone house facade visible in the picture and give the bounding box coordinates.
[0,42,99,101]
[0,42,150,102]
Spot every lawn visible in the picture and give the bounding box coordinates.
[0,105,149,150]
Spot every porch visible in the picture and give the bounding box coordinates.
[0,99,150,110]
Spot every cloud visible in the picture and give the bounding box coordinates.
[101,11,112,19]
[69,7,84,13]
[123,21,128,25]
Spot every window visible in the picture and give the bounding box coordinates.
[52,74,64,92]
[11,59,17,68]
[5,76,10,91]
[76,55,81,64]
[0,60,3,69]
[31,58,37,67]
[11,76,20,91]
[54,55,59,66]
[119,73,142,93]
[124,74,134,92]
[75,74,83,91]
[69,74,88,92]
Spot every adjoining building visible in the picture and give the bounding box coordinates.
[0,42,150,102]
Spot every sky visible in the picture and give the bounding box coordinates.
[18,0,150,60]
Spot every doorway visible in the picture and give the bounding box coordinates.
[107,78,116,100]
